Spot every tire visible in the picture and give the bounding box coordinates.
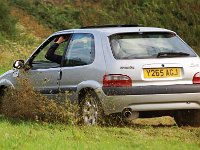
[79,90,106,125]
[174,110,200,127]
[79,90,132,126]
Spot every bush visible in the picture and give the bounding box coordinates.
[1,77,79,125]
[10,0,80,30]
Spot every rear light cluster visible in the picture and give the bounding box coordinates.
[193,72,200,84]
[103,74,132,87]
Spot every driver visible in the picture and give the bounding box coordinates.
[45,36,69,64]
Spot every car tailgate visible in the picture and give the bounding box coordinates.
[105,57,200,86]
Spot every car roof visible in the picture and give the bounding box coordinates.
[54,27,175,36]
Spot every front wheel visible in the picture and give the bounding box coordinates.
[174,110,200,127]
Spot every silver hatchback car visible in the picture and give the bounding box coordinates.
[1,25,200,126]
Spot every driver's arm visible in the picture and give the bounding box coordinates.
[45,36,66,64]
[45,43,62,64]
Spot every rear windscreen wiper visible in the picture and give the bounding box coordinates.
[157,52,190,58]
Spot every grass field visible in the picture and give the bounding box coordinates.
[0,116,199,150]
[0,70,4,75]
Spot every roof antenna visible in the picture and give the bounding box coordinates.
[139,28,143,34]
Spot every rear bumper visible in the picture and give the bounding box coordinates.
[97,85,200,115]
[102,84,200,96]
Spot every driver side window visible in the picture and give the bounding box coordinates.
[31,34,71,69]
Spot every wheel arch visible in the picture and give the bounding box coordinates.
[0,79,14,89]
[0,79,14,97]
[77,80,101,103]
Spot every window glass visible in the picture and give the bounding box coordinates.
[31,34,70,69]
[64,33,95,66]
[110,32,196,59]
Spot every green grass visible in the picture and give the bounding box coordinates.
[0,68,9,75]
[0,117,199,150]
[0,70,4,75]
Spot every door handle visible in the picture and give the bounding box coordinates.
[59,70,62,80]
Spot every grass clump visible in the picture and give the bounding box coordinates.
[1,77,79,125]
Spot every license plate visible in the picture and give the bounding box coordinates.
[143,68,181,78]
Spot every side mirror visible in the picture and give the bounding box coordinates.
[13,60,25,69]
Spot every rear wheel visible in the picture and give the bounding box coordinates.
[79,90,106,125]
[79,90,132,126]
[174,110,200,127]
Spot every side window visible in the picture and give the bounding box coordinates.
[33,38,56,62]
[64,33,95,67]
[30,34,71,69]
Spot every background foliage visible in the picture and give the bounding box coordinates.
[9,0,200,51]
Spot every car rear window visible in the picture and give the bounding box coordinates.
[109,32,196,59]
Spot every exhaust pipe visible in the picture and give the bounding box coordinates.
[122,108,139,120]
[124,110,132,118]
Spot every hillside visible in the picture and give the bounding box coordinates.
[0,0,200,72]
[10,0,200,50]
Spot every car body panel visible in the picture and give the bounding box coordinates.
[102,57,200,86]
[98,88,200,114]
[25,68,61,94]
[0,70,16,88]
[59,31,106,94]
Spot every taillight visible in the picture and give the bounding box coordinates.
[103,74,132,87]
[193,72,200,84]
